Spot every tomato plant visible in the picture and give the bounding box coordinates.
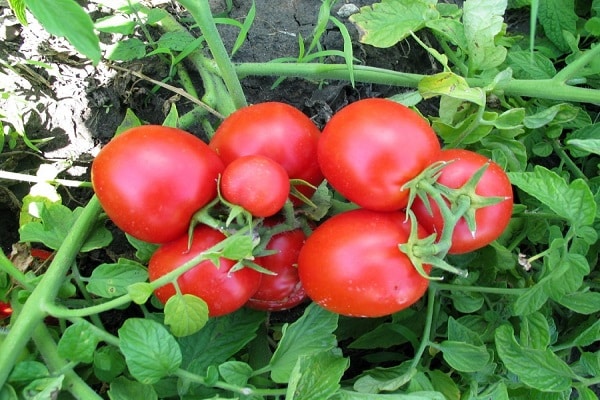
[209,102,323,201]
[220,155,290,217]
[91,125,224,244]
[148,225,262,317]
[298,208,431,317]
[246,224,307,311]
[318,98,441,211]
[411,149,514,254]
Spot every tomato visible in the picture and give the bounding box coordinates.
[318,98,441,211]
[220,155,290,217]
[92,126,224,244]
[209,102,323,201]
[0,301,12,320]
[297,209,430,317]
[148,225,262,317]
[411,149,513,254]
[246,225,307,311]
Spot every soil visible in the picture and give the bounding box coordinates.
[0,0,436,256]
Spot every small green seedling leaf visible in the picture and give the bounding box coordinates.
[164,294,209,337]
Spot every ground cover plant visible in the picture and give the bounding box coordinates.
[0,0,599,399]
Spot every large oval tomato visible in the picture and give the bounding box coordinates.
[209,102,322,201]
[297,209,430,317]
[220,155,290,217]
[246,225,307,311]
[411,149,513,254]
[318,98,441,211]
[148,225,262,317]
[91,125,224,244]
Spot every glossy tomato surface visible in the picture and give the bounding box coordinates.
[220,155,290,217]
[297,209,431,317]
[247,226,307,311]
[209,102,322,200]
[91,125,224,244]
[318,98,441,211]
[411,149,514,254]
[148,225,262,317]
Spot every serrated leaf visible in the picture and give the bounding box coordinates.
[557,290,600,314]
[419,72,486,106]
[349,0,439,48]
[438,341,490,372]
[157,31,197,52]
[107,376,158,400]
[463,0,508,71]
[86,259,148,298]
[523,103,579,129]
[107,38,146,61]
[425,18,467,50]
[57,321,100,364]
[506,50,557,79]
[537,0,578,52]
[270,303,339,383]
[164,294,209,337]
[286,350,348,400]
[495,324,574,392]
[508,166,596,228]
[118,318,182,384]
[24,0,101,64]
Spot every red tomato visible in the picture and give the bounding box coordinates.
[411,149,513,254]
[148,225,262,317]
[92,126,224,244]
[0,301,12,320]
[297,209,431,317]
[318,98,441,211]
[247,226,307,311]
[209,102,323,201]
[220,155,290,217]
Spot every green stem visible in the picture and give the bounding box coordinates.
[175,368,287,397]
[552,139,587,181]
[177,0,247,110]
[0,196,102,386]
[410,287,437,370]
[0,249,34,290]
[553,44,600,83]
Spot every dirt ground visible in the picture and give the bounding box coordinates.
[0,0,437,254]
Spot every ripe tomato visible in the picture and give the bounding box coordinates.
[148,225,262,317]
[411,149,514,254]
[297,209,431,317]
[91,125,224,244]
[0,301,12,320]
[246,225,307,311]
[318,98,441,211]
[220,155,290,217]
[209,102,323,201]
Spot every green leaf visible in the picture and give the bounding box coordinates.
[353,362,417,393]
[127,282,154,304]
[506,50,557,79]
[86,259,148,298]
[24,0,101,64]
[107,38,147,61]
[425,18,468,50]
[508,166,596,228]
[125,234,158,264]
[57,321,100,364]
[349,0,439,48]
[118,318,182,384]
[523,103,580,129]
[332,391,445,400]
[419,72,486,106]
[22,376,64,400]
[520,312,550,349]
[495,324,574,392]
[218,361,253,386]
[157,31,197,52]
[512,283,549,316]
[162,104,179,128]
[437,341,490,372]
[428,369,461,400]
[94,14,137,35]
[463,0,508,71]
[164,294,209,337]
[7,361,49,383]
[8,0,27,25]
[19,203,112,252]
[557,290,600,314]
[537,0,578,52]
[286,350,348,400]
[93,346,127,383]
[270,303,339,383]
[562,318,600,348]
[107,376,158,400]
[566,138,600,156]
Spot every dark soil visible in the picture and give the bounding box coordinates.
[0,0,435,256]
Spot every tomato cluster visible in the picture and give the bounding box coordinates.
[91,99,513,319]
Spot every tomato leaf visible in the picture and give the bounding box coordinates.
[437,341,490,372]
[463,0,508,71]
[164,294,209,337]
[269,303,339,383]
[93,346,126,382]
[127,282,154,305]
[286,350,348,400]
[86,259,148,298]
[537,0,578,52]
[557,289,600,314]
[107,377,158,400]
[419,72,486,106]
[218,361,253,386]
[118,318,182,384]
[352,362,417,394]
[57,321,100,364]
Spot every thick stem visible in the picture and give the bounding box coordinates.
[0,196,102,386]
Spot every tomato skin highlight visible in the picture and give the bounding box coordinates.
[209,102,323,200]
[148,225,262,317]
[91,126,224,244]
[411,149,514,254]
[297,209,431,317]
[220,155,290,218]
[318,98,441,211]
[246,226,307,311]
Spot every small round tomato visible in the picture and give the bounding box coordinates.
[220,155,290,217]
[247,225,307,311]
[297,209,430,317]
[209,102,323,201]
[0,301,12,320]
[318,98,441,211]
[148,225,262,317]
[411,149,513,254]
[92,125,224,244]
